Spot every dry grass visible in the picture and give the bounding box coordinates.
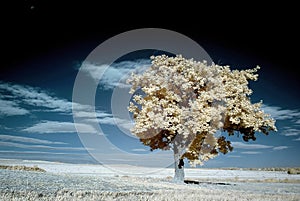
[1,164,300,200]
[1,187,299,201]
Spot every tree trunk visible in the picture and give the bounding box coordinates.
[173,152,185,182]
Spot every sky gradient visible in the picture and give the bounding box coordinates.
[1,2,299,168]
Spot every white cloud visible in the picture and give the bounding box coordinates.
[131,148,148,152]
[116,120,134,131]
[78,110,134,132]
[106,158,136,162]
[241,151,261,154]
[0,99,29,116]
[0,125,12,130]
[0,141,91,151]
[231,142,288,152]
[73,110,112,118]
[80,59,151,89]
[0,150,83,155]
[0,82,134,134]
[2,83,68,110]
[0,134,66,145]
[293,137,300,141]
[280,128,300,136]
[231,141,273,149]
[97,117,134,131]
[273,146,288,150]
[22,121,98,134]
[97,117,117,125]
[0,82,75,115]
[226,155,241,158]
[261,104,300,121]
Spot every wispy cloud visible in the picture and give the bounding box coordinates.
[73,111,112,118]
[0,150,84,154]
[0,141,90,151]
[0,99,30,116]
[0,82,79,117]
[293,137,300,141]
[0,134,66,145]
[231,142,288,152]
[0,82,74,114]
[80,59,151,89]
[241,151,261,154]
[131,148,148,152]
[0,134,92,151]
[97,117,133,131]
[261,104,300,121]
[0,81,132,134]
[231,142,273,149]
[273,146,288,150]
[74,109,134,132]
[0,82,97,117]
[0,125,12,130]
[22,121,98,134]
[227,155,241,158]
[280,127,300,136]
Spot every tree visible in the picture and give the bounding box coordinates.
[127,55,277,182]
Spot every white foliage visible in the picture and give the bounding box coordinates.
[127,55,276,166]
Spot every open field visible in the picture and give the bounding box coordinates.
[1,159,300,200]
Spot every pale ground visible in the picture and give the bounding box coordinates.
[1,159,300,200]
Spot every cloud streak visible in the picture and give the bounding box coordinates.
[226,155,241,158]
[241,151,261,154]
[80,59,151,89]
[74,109,134,133]
[0,82,97,117]
[0,82,74,115]
[22,121,98,134]
[261,104,300,121]
[280,127,300,136]
[0,134,91,151]
[294,137,300,141]
[0,81,132,135]
[0,134,67,145]
[0,141,91,151]
[131,148,148,152]
[273,146,288,150]
[97,117,134,131]
[231,142,273,149]
[231,141,289,152]
[0,99,30,116]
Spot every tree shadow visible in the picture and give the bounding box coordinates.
[184,180,234,186]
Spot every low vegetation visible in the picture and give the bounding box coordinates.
[287,168,300,175]
[0,165,46,172]
[220,167,300,174]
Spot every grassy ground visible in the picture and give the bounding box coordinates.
[1,168,300,201]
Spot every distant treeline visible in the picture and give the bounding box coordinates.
[0,165,46,172]
[219,167,300,174]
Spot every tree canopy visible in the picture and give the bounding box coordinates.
[128,55,276,166]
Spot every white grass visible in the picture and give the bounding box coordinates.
[1,159,300,200]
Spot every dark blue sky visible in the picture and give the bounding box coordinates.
[0,2,299,167]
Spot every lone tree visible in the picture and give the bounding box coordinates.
[127,55,276,182]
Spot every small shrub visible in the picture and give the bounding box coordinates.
[0,165,46,172]
[287,168,300,175]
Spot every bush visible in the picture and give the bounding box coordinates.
[287,168,300,175]
[0,165,46,172]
